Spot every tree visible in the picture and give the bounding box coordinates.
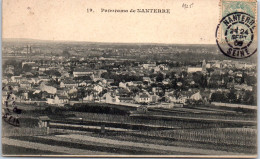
[77,88,86,102]
[228,88,237,103]
[23,64,32,72]
[210,92,227,103]
[206,68,214,75]
[170,71,176,79]
[156,73,164,82]
[101,72,111,79]
[99,89,107,97]
[245,75,256,86]
[242,91,255,105]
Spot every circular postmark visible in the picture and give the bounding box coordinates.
[216,12,257,58]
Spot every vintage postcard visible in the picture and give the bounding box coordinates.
[2,0,257,157]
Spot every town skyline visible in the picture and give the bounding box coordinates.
[2,39,257,156]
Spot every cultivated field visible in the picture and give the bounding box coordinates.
[2,102,257,156]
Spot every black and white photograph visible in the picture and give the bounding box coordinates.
[1,0,257,157]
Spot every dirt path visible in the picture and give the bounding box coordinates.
[56,134,248,156]
[2,138,116,155]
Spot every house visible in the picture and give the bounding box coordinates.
[119,97,134,103]
[33,90,41,94]
[152,87,163,94]
[39,76,50,82]
[153,66,161,72]
[60,80,77,88]
[167,90,197,104]
[39,66,50,72]
[104,92,120,103]
[73,68,93,77]
[68,88,78,99]
[168,95,187,104]
[126,81,134,86]
[150,93,159,103]
[143,63,156,69]
[187,67,203,73]
[19,89,29,100]
[83,94,94,101]
[11,76,22,83]
[20,81,32,89]
[135,93,151,103]
[56,89,69,97]
[119,82,127,89]
[47,95,69,106]
[40,83,57,94]
[234,84,253,91]
[22,61,35,68]
[78,81,87,87]
[158,64,169,71]
[212,62,221,68]
[190,92,203,101]
[38,116,50,128]
[57,95,69,104]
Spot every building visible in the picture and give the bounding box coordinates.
[73,68,93,77]
[190,92,203,101]
[119,82,127,89]
[105,92,120,103]
[60,80,77,88]
[38,116,50,128]
[135,93,151,103]
[40,83,57,94]
[11,76,22,83]
[168,96,187,104]
[83,94,94,101]
[22,61,35,68]
[187,67,203,73]
[47,95,69,106]
[143,63,156,69]
[20,81,31,89]
[150,93,159,103]
[118,97,134,103]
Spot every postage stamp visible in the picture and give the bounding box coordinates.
[216,0,257,58]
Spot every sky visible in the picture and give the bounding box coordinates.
[3,0,220,44]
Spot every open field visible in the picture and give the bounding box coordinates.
[3,133,252,156]
[2,102,257,156]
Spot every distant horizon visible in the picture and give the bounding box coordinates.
[2,38,217,46]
